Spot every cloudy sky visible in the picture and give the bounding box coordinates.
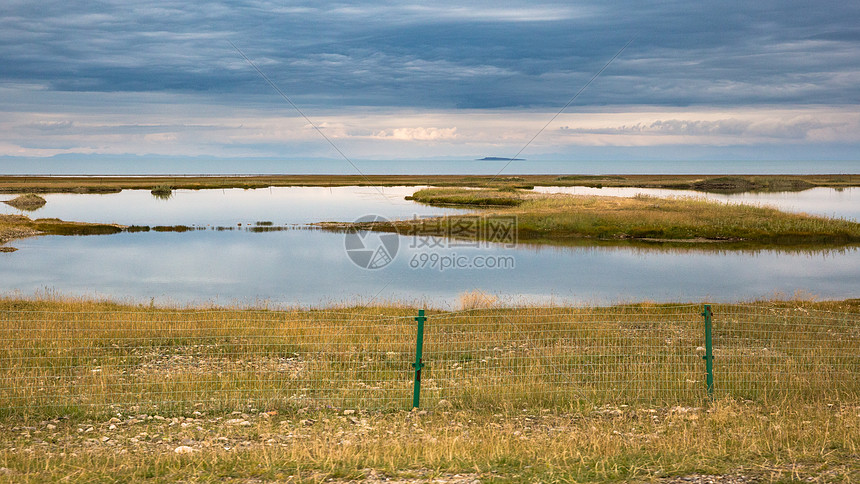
[2,0,859,166]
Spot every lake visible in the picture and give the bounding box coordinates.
[1,186,858,308]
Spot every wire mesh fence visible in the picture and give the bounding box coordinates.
[710,303,858,402]
[423,305,707,408]
[0,302,857,417]
[0,306,418,416]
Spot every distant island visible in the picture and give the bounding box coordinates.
[476,157,526,161]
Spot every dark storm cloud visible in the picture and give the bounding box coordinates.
[1,0,858,109]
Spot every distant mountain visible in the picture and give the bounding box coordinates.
[476,157,526,161]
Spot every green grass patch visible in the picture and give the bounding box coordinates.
[407,187,528,206]
[690,176,816,194]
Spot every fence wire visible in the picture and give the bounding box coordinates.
[424,305,705,408]
[709,304,858,402]
[0,303,857,416]
[0,307,417,416]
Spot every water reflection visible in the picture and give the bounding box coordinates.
[1,230,858,308]
[509,238,860,257]
[0,186,467,226]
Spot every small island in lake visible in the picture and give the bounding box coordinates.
[476,157,525,161]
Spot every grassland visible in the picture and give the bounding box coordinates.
[330,188,860,248]
[0,297,857,482]
[1,174,859,194]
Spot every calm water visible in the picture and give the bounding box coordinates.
[1,186,858,307]
[3,186,858,224]
[0,186,466,226]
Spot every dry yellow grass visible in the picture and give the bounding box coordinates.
[0,297,856,416]
[0,400,857,482]
[0,297,857,481]
[457,290,499,310]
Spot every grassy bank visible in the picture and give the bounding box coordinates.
[0,214,123,251]
[348,188,860,248]
[1,174,859,194]
[0,297,857,482]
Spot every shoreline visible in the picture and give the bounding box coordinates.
[2,173,860,194]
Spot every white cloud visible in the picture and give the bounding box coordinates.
[373,127,459,141]
[1,88,858,158]
[143,133,178,143]
[399,5,586,22]
[554,109,860,146]
[326,4,587,23]
[25,120,75,131]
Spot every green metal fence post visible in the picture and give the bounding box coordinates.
[412,309,426,409]
[702,304,714,398]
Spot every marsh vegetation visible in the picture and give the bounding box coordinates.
[0,214,123,251]
[150,184,174,199]
[384,188,860,248]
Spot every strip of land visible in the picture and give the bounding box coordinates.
[318,187,860,248]
[0,214,123,252]
[1,174,859,194]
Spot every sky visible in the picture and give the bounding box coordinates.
[1,0,860,168]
